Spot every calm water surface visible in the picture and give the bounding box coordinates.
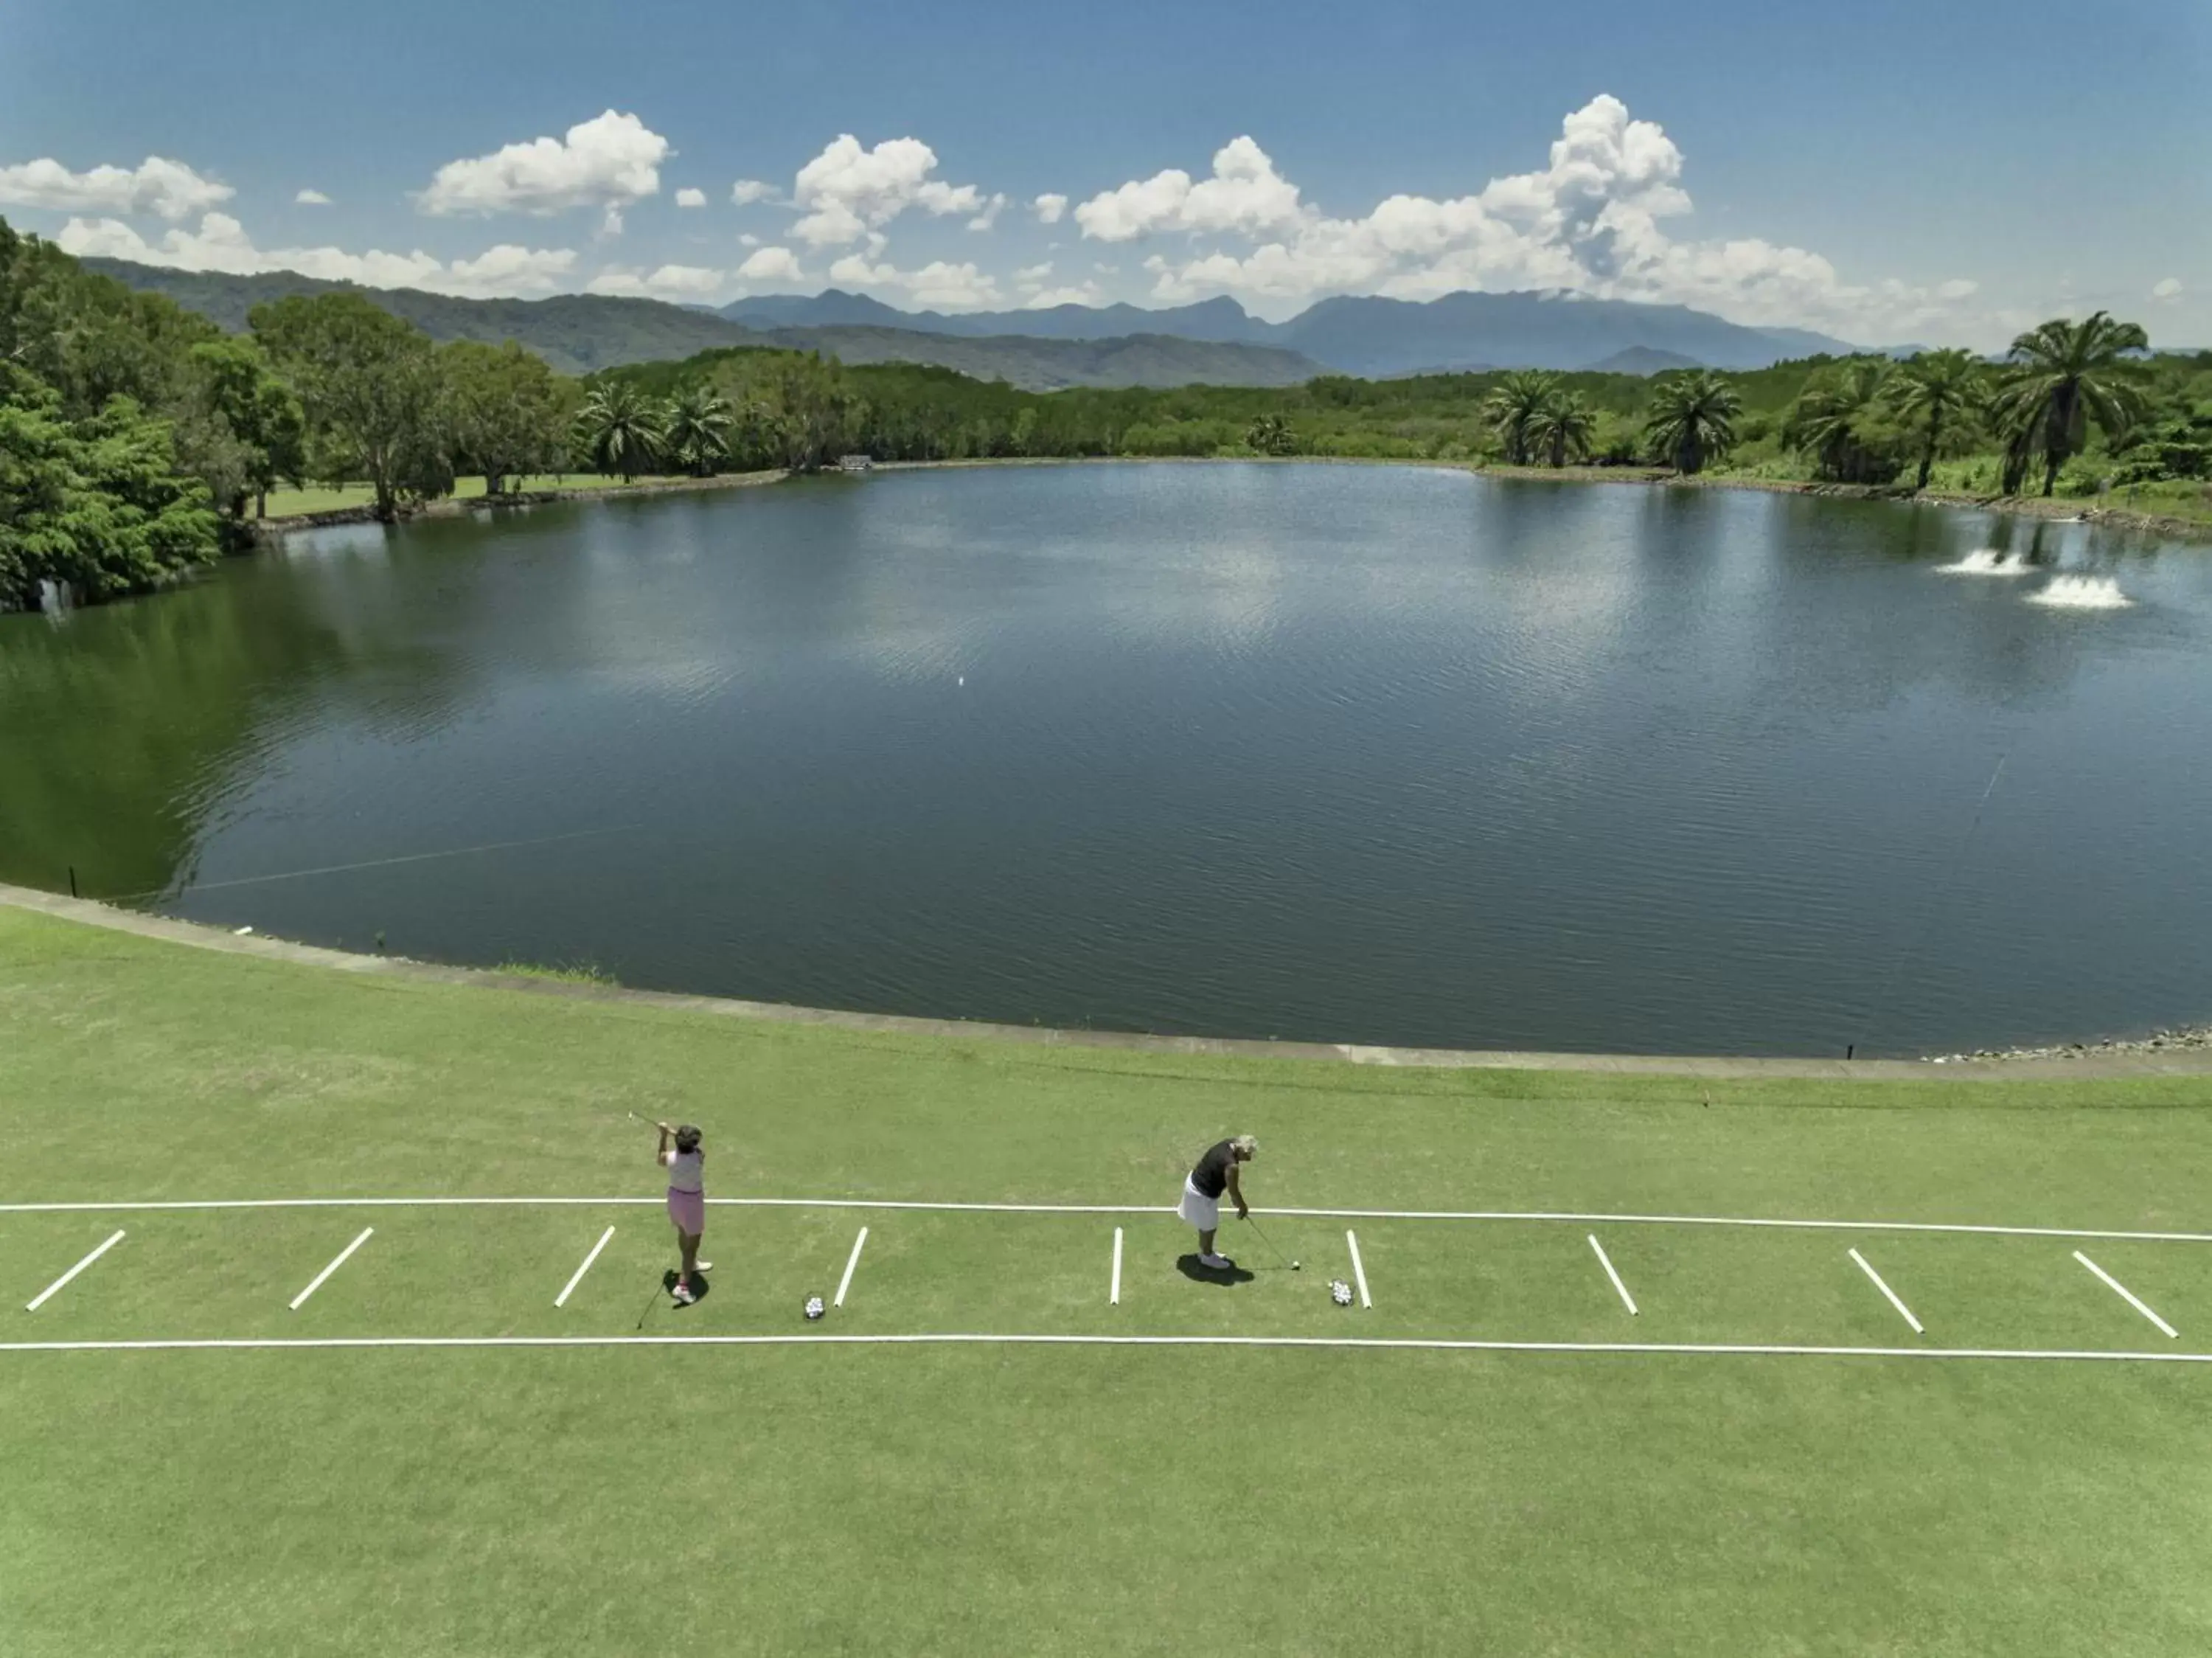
[4,463,2209,1056]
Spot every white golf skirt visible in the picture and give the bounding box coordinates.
[1178,1176,1220,1231]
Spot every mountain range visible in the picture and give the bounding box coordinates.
[83,257,1871,388]
[723,288,1865,375]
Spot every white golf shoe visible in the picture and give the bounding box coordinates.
[1199,1253,1236,1270]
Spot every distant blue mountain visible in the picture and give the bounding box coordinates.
[722,287,1867,375]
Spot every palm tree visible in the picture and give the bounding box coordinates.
[1786,360,1894,484]
[664,386,734,477]
[1643,370,1742,476]
[1526,389,1597,468]
[1889,348,1986,491]
[1484,370,1559,466]
[1245,413,1295,456]
[574,381,667,482]
[1989,311,2149,496]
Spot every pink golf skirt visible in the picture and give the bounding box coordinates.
[667,1187,706,1235]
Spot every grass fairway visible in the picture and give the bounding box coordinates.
[261,474,702,516]
[4,904,2212,1654]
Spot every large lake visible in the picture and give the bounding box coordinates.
[4,462,2208,1056]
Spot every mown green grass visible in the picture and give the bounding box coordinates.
[4,903,2212,1655]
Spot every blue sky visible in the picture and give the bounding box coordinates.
[1,0,2204,347]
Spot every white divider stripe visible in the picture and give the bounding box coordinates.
[4,1196,2210,1246]
[554,1227,616,1308]
[7,1333,2212,1363]
[1346,1230,1372,1308]
[833,1227,869,1308]
[2074,1251,2179,1339]
[1849,1248,1924,1334]
[289,1228,374,1311]
[23,1230,125,1312]
[1589,1234,1638,1316]
[1110,1227,1123,1307]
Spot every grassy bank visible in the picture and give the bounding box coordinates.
[260,472,723,518]
[6,903,2212,1654]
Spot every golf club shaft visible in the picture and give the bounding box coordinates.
[1243,1214,1294,1267]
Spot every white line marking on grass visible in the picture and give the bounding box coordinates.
[1110,1227,1123,1306]
[2074,1251,2178,1339]
[10,1334,2212,1364]
[6,1196,2211,1246]
[1589,1234,1638,1315]
[834,1227,869,1308]
[1850,1248,1924,1334]
[23,1230,125,1311]
[555,1227,616,1308]
[1346,1230,1372,1308]
[289,1228,374,1311]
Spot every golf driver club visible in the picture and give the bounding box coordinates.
[1241,1214,1301,1271]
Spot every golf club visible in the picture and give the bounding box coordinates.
[1242,1214,1301,1271]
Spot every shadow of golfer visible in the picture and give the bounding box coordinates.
[662,1269,713,1308]
[1175,1254,1256,1286]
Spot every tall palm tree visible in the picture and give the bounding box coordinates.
[574,381,667,482]
[664,385,734,476]
[1484,370,1559,466]
[1526,389,1597,468]
[1786,359,1894,484]
[1989,311,2149,496]
[1643,370,1742,476]
[1245,413,1295,456]
[1889,348,1986,491]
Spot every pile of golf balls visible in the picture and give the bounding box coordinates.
[1330,1280,1354,1306]
[804,1294,826,1321]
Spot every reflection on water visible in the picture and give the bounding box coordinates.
[3,463,2208,1057]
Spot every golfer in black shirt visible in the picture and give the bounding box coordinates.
[1178,1135,1256,1268]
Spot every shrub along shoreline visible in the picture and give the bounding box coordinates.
[256,454,2212,545]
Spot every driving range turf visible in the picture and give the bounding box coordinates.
[5,901,2212,1655]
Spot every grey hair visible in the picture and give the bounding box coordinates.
[1230,1134,1258,1158]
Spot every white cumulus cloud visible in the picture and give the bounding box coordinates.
[675,187,707,209]
[417,111,669,217]
[1100,96,1985,340]
[57,212,576,298]
[790,135,990,247]
[588,263,726,299]
[1074,136,1305,243]
[967,192,1009,232]
[2152,277,2184,302]
[1032,192,1068,225]
[737,246,805,285]
[0,155,232,221]
[731,179,776,205]
[295,188,332,207]
[825,252,1002,311]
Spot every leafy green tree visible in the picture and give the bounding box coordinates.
[1785,360,1902,484]
[1484,370,1559,465]
[1245,413,1296,455]
[1889,349,1985,491]
[251,294,448,520]
[442,339,574,495]
[1644,370,1742,475]
[188,337,305,518]
[664,384,735,476]
[1526,389,1597,468]
[1990,311,2150,496]
[0,389,220,611]
[573,380,667,480]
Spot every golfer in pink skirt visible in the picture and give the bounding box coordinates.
[655,1121,711,1305]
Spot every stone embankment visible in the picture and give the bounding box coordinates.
[1930,1024,2212,1064]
